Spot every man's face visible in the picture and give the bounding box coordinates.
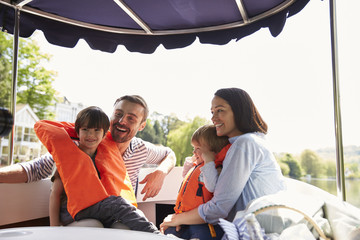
[110,100,146,143]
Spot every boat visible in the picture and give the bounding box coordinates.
[0,0,359,239]
[1,168,359,239]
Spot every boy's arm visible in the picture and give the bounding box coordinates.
[201,161,218,192]
[49,174,64,226]
[201,150,218,192]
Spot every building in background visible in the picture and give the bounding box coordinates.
[0,104,41,165]
[0,98,86,166]
[52,96,86,122]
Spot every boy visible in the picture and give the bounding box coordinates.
[164,124,231,239]
[35,106,158,233]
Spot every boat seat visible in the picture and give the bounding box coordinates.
[67,219,130,230]
[219,178,360,240]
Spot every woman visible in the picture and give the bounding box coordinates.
[160,88,286,239]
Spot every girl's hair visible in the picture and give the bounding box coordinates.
[214,88,268,134]
[75,106,110,136]
[192,124,229,153]
[113,95,149,122]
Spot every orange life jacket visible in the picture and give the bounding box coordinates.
[174,161,212,214]
[174,144,231,214]
[214,143,232,168]
[34,120,137,218]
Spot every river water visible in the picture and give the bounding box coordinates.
[300,178,360,208]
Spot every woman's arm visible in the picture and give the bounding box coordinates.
[199,138,257,223]
[49,175,64,226]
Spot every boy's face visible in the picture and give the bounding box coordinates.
[78,127,105,153]
[191,140,210,164]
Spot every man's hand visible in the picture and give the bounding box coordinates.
[139,169,166,201]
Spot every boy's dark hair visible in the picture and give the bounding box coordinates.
[113,95,149,122]
[215,88,268,134]
[192,124,229,153]
[75,106,110,136]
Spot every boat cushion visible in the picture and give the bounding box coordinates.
[324,201,360,240]
[231,191,329,237]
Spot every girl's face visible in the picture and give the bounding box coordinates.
[211,95,242,138]
[78,127,105,155]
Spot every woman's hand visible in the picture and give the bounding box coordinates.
[160,214,182,233]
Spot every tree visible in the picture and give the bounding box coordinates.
[278,161,290,177]
[0,31,57,119]
[300,149,323,178]
[136,113,183,145]
[280,153,302,179]
[136,119,157,143]
[167,116,209,166]
[325,160,336,178]
[158,112,184,145]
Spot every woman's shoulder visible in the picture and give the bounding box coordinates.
[233,132,265,144]
[231,132,270,152]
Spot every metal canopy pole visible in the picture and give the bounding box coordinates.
[329,0,346,201]
[8,7,20,165]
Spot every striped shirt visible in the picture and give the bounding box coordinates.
[20,137,173,193]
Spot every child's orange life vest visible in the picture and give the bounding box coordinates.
[34,120,137,218]
[174,161,213,213]
[174,144,231,214]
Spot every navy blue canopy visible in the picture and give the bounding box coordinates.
[0,0,309,53]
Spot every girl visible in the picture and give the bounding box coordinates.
[165,124,230,239]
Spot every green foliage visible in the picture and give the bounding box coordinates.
[325,160,336,178]
[345,162,360,178]
[0,31,57,119]
[136,112,184,146]
[136,119,157,143]
[167,116,210,166]
[136,114,209,166]
[155,112,184,145]
[300,149,323,178]
[280,153,302,179]
[136,119,168,145]
[0,32,13,109]
[278,161,290,176]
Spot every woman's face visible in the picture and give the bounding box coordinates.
[211,95,242,138]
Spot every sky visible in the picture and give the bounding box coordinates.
[31,0,360,154]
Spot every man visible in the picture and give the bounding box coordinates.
[0,95,176,202]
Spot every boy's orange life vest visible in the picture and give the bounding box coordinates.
[34,120,137,218]
[174,144,231,213]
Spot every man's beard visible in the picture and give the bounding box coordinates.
[110,124,133,143]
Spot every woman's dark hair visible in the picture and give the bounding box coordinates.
[75,106,110,136]
[214,88,268,134]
